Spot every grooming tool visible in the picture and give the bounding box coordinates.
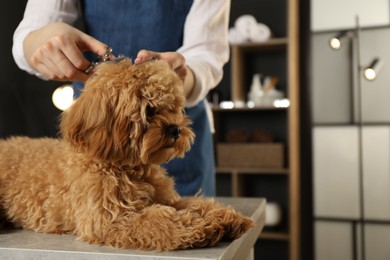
[84,47,125,74]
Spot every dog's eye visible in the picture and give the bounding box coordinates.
[146,105,156,118]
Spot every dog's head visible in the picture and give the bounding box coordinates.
[60,59,194,165]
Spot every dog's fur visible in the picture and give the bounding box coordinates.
[0,60,253,250]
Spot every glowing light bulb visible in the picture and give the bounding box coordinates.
[329,37,341,50]
[363,68,376,81]
[273,99,290,108]
[363,58,383,81]
[52,85,74,111]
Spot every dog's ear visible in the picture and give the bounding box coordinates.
[60,62,143,164]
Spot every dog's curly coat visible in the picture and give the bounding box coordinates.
[0,60,253,250]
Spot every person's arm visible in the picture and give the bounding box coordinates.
[12,0,108,82]
[134,0,230,107]
[13,0,78,78]
[178,0,231,107]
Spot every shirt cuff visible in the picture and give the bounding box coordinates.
[12,27,46,80]
[185,59,219,108]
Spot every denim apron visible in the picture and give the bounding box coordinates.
[75,0,215,196]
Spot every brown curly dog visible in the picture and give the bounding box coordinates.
[0,59,253,250]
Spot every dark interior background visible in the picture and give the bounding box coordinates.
[1,0,63,139]
[1,1,312,259]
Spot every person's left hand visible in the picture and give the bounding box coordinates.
[135,50,188,81]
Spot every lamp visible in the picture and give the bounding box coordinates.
[327,16,385,260]
[363,58,384,81]
[329,31,352,50]
[329,33,384,82]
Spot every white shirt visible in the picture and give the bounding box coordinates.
[12,0,231,109]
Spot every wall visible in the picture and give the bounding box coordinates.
[310,0,390,259]
[0,1,62,138]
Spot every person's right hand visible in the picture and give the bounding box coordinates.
[24,22,109,82]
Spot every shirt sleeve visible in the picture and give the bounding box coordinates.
[177,0,231,108]
[12,0,79,77]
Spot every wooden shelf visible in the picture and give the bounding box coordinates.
[212,106,288,112]
[230,38,288,52]
[260,231,290,241]
[214,0,300,259]
[216,167,289,175]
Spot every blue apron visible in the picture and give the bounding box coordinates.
[75,0,215,196]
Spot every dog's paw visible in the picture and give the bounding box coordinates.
[206,207,254,241]
[222,213,254,240]
[188,220,226,248]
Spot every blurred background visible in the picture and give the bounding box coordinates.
[2,1,390,260]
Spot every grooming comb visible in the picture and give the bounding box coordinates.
[84,48,157,73]
[84,47,125,74]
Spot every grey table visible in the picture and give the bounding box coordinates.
[0,197,266,260]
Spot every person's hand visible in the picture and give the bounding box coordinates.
[135,50,195,98]
[135,50,188,81]
[24,22,109,82]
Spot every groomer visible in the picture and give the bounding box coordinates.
[12,0,231,196]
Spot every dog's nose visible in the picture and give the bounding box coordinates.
[166,125,181,140]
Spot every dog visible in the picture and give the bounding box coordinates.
[0,59,253,250]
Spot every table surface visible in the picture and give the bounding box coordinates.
[0,197,266,260]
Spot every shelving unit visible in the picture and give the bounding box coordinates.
[230,38,288,103]
[213,0,299,259]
